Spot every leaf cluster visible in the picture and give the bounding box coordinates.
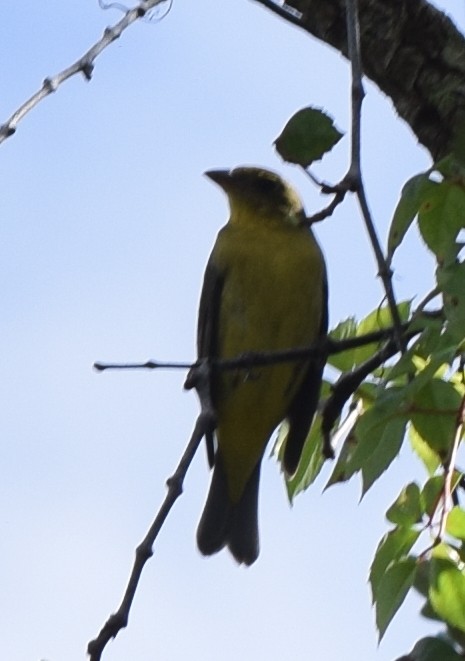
[274,107,465,653]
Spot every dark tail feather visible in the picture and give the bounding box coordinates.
[197,457,261,566]
[197,456,231,557]
[227,462,260,565]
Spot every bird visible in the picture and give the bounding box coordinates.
[195,166,328,565]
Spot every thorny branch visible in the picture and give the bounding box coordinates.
[87,360,216,661]
[0,0,168,145]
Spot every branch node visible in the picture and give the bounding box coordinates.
[166,475,182,497]
[0,124,15,138]
[103,26,118,40]
[135,539,154,563]
[43,77,57,93]
[81,62,94,81]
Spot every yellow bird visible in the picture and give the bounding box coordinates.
[196,166,328,565]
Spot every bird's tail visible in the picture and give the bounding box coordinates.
[197,456,260,566]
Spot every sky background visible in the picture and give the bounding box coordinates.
[1,2,464,660]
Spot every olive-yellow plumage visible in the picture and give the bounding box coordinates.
[196,167,327,565]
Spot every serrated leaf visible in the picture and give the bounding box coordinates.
[387,174,438,262]
[386,483,423,526]
[353,301,411,367]
[327,317,358,372]
[274,107,343,167]
[411,379,463,458]
[347,388,408,496]
[446,507,465,541]
[375,557,417,640]
[405,636,463,661]
[370,527,420,601]
[400,327,458,396]
[408,425,441,476]
[285,415,325,501]
[274,382,332,501]
[420,599,442,621]
[421,476,444,517]
[437,261,465,344]
[430,558,465,633]
[418,181,465,263]
[324,425,359,488]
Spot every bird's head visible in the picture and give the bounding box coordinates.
[205,166,306,227]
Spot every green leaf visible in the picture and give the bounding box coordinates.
[408,425,441,475]
[387,174,438,262]
[370,527,420,601]
[284,415,326,501]
[400,326,458,396]
[418,180,465,263]
[437,261,465,344]
[420,599,442,621]
[324,424,359,488]
[430,557,465,633]
[353,301,411,367]
[404,636,463,661]
[435,153,465,179]
[275,381,333,500]
[421,476,444,518]
[274,107,343,167]
[347,388,408,495]
[446,507,465,541]
[375,557,417,640]
[386,483,423,526]
[413,559,431,598]
[410,378,463,458]
[327,317,358,372]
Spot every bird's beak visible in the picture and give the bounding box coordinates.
[204,169,233,190]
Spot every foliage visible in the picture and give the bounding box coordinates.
[274,107,465,657]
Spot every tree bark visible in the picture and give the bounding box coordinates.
[254,0,465,160]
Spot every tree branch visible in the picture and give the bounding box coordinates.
[345,0,405,353]
[252,0,465,160]
[87,360,216,661]
[93,318,428,374]
[0,0,167,145]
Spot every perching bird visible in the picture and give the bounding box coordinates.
[196,166,328,565]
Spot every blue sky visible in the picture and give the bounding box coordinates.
[1,2,464,660]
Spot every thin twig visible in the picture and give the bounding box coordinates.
[0,0,167,145]
[344,0,362,187]
[321,324,424,456]
[306,189,346,224]
[434,393,465,545]
[343,0,405,353]
[412,287,441,317]
[301,168,348,224]
[87,360,216,661]
[94,359,193,371]
[93,320,422,374]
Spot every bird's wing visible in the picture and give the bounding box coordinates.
[197,253,225,468]
[283,268,329,475]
